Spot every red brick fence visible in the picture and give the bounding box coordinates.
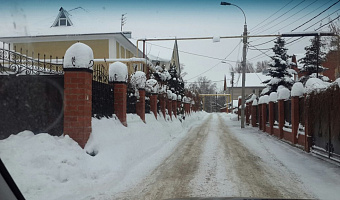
[63,43,196,148]
[242,82,340,161]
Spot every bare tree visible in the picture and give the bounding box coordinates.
[255,60,269,73]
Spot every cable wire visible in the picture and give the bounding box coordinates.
[291,0,340,31]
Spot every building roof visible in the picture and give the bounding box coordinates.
[0,7,118,37]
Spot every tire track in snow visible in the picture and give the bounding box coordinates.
[112,114,213,199]
[217,114,311,199]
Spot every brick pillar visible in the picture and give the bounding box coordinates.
[251,104,257,127]
[159,94,166,118]
[291,96,299,144]
[172,100,177,118]
[261,103,267,132]
[278,99,284,139]
[64,69,92,148]
[114,83,127,126]
[167,99,172,120]
[150,94,157,119]
[136,89,145,122]
[268,101,274,135]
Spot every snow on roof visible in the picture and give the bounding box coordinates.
[231,73,267,88]
[0,7,119,37]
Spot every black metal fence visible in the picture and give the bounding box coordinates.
[92,64,114,118]
[0,75,64,139]
[0,42,63,75]
[299,97,305,127]
[284,100,291,126]
[0,43,64,139]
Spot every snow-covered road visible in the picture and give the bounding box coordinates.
[1,112,340,200]
[112,113,340,199]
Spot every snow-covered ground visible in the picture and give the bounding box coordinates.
[1,112,340,200]
[221,113,340,200]
[0,112,208,200]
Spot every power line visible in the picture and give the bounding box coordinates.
[291,0,340,31]
[249,0,329,47]
[179,40,242,81]
[252,0,307,35]
[145,42,238,63]
[250,0,294,32]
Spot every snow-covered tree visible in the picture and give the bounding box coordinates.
[298,36,327,84]
[261,37,294,95]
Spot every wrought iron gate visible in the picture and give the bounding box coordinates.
[92,64,114,118]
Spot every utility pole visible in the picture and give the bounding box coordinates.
[121,13,127,32]
[316,34,320,78]
[231,71,234,111]
[241,23,247,128]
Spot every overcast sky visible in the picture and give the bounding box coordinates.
[1,0,339,90]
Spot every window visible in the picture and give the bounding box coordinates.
[51,8,72,27]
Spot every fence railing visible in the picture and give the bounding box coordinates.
[92,64,114,118]
[0,42,63,75]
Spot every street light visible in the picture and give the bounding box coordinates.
[221,1,247,128]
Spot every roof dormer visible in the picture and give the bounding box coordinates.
[51,7,73,27]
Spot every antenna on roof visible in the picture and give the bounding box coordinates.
[121,13,127,32]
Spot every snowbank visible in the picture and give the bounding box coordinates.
[0,112,209,200]
[109,62,128,82]
[63,42,94,69]
[291,82,304,97]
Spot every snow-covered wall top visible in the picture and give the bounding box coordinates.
[177,95,182,101]
[130,71,146,89]
[305,78,331,94]
[64,42,93,69]
[172,93,177,101]
[167,90,173,99]
[277,86,290,100]
[109,62,128,83]
[269,92,277,102]
[246,94,257,103]
[258,95,269,104]
[291,82,304,97]
[145,79,158,94]
[252,99,258,106]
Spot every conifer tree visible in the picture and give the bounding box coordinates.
[261,37,294,95]
[298,36,327,84]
